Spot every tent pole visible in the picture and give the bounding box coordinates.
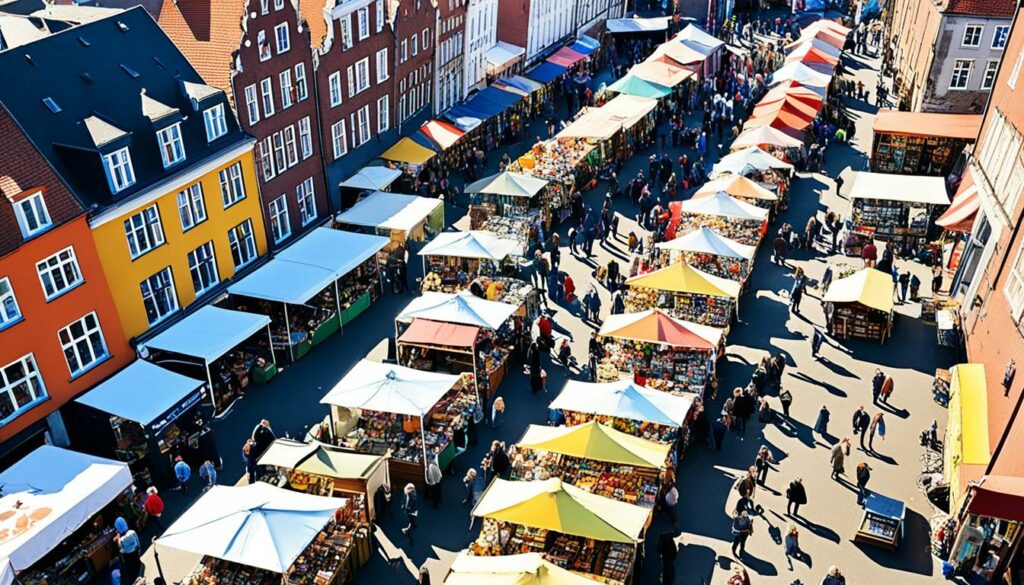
[284,303,293,361]
[205,358,218,412]
[334,280,344,334]
[265,323,277,368]
[375,254,384,295]
[419,414,429,482]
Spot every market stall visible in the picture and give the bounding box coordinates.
[419,230,523,289]
[257,438,389,520]
[319,360,476,484]
[845,171,950,254]
[624,261,741,327]
[508,138,600,222]
[397,318,511,397]
[606,74,672,99]
[509,422,672,508]
[464,172,550,241]
[549,379,695,444]
[731,124,806,151]
[675,24,725,77]
[156,482,369,585]
[380,137,437,175]
[656,225,756,282]
[0,446,134,585]
[334,190,444,251]
[470,478,650,584]
[786,40,841,67]
[870,110,981,177]
[673,191,769,245]
[596,308,723,394]
[70,360,216,489]
[711,146,795,178]
[855,493,905,551]
[444,551,601,585]
[694,175,780,210]
[141,306,274,417]
[228,229,388,362]
[823,268,895,343]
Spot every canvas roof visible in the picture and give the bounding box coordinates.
[320,359,459,416]
[257,439,383,480]
[628,59,694,87]
[936,169,979,232]
[607,74,672,98]
[732,125,805,149]
[679,191,770,221]
[445,552,600,585]
[525,62,568,84]
[557,108,624,140]
[656,225,756,260]
[75,360,205,427]
[759,81,826,107]
[420,230,520,260]
[823,268,895,312]
[398,318,481,348]
[786,41,840,66]
[769,61,833,88]
[601,94,659,127]
[485,41,525,70]
[397,291,518,330]
[607,16,670,33]
[464,172,549,198]
[340,166,403,190]
[675,24,725,55]
[651,41,707,66]
[848,172,950,205]
[336,191,442,233]
[695,175,779,201]
[420,120,466,150]
[550,380,694,427]
[143,307,270,362]
[598,308,723,349]
[546,46,586,68]
[625,261,741,298]
[872,110,982,140]
[517,421,671,468]
[712,146,794,176]
[382,137,436,164]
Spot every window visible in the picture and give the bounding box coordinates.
[331,120,347,159]
[156,123,186,168]
[355,58,370,93]
[275,23,290,53]
[1010,49,1024,89]
[422,29,428,50]
[376,48,389,83]
[258,138,275,181]
[0,279,21,328]
[37,247,83,300]
[1006,242,1024,320]
[219,162,246,207]
[260,0,268,14]
[294,63,308,101]
[962,24,983,48]
[103,147,136,194]
[297,178,317,225]
[357,7,369,40]
[284,125,298,167]
[993,25,1010,49]
[346,66,355,97]
[982,60,1000,90]
[377,95,389,132]
[272,132,286,173]
[177,184,207,230]
[257,30,271,61]
[950,59,973,90]
[244,84,260,124]
[401,39,408,62]
[188,241,219,295]
[376,0,384,32]
[357,105,371,145]
[13,192,52,238]
[279,69,293,109]
[329,71,343,107]
[274,0,284,9]
[0,355,47,423]
[203,103,228,141]
[299,117,313,159]
[228,220,257,268]
[124,206,164,258]
[412,35,418,56]
[58,313,108,376]
[140,267,178,325]
[341,14,353,50]
[268,195,291,243]
[260,78,275,117]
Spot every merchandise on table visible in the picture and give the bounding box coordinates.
[671,215,763,246]
[829,302,890,342]
[561,410,678,443]
[624,288,733,327]
[658,250,749,282]
[509,449,668,508]
[398,317,514,396]
[482,211,541,253]
[597,339,713,395]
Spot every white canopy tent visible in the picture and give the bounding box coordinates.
[712,146,794,177]
[600,94,659,128]
[142,306,272,412]
[485,41,525,74]
[768,61,832,88]
[75,360,205,431]
[444,551,600,585]
[396,291,518,331]
[335,191,443,237]
[0,446,132,571]
[419,230,521,276]
[607,16,670,33]
[549,380,694,428]
[155,482,344,574]
[464,172,549,199]
[656,225,756,260]
[557,108,623,140]
[675,24,724,55]
[732,125,806,149]
[340,166,403,191]
[679,191,769,221]
[275,228,389,277]
[848,172,950,205]
[0,559,13,585]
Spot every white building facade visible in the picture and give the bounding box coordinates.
[525,0,574,64]
[463,0,498,95]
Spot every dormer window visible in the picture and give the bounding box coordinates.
[13,192,52,238]
[103,147,136,194]
[156,123,186,168]
[203,104,228,142]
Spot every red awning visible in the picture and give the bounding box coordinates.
[398,318,480,348]
[872,110,983,140]
[547,46,586,68]
[968,476,1024,522]
[936,169,979,232]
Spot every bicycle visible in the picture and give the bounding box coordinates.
[921,449,943,475]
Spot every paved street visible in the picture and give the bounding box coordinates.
[141,34,960,585]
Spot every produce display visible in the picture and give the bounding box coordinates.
[624,288,733,327]
[509,138,598,183]
[483,210,542,251]
[510,449,667,508]
[672,215,763,246]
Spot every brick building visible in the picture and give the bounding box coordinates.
[497,0,575,65]
[434,0,465,113]
[392,0,435,128]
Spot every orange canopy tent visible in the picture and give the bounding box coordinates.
[786,42,840,67]
[598,309,722,350]
[629,60,694,87]
[752,95,820,120]
[694,174,778,202]
[398,318,480,348]
[746,104,815,134]
[760,81,825,108]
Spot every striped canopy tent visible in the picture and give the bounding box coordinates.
[759,81,825,108]
[786,41,840,66]
[420,120,466,150]
[752,95,820,121]
[694,174,778,203]
[732,124,805,150]
[936,168,980,233]
[788,26,847,50]
[745,105,815,136]
[768,61,832,90]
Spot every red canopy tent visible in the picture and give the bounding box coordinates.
[760,81,825,108]
[786,42,840,67]
[547,46,586,68]
[398,319,480,348]
[752,95,820,120]
[936,169,980,233]
[746,103,815,135]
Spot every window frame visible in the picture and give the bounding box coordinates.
[376,48,389,83]
[268,195,291,243]
[228,220,258,268]
[58,312,109,377]
[156,123,186,168]
[329,71,343,107]
[260,77,275,118]
[275,22,290,54]
[357,7,370,40]
[950,59,974,90]
[1009,49,1024,89]
[123,205,165,259]
[298,116,313,159]
[258,137,276,182]
[962,24,983,48]
[244,84,260,125]
[0,354,48,425]
[279,69,294,109]
[36,246,84,301]
[203,103,229,142]
[294,63,308,101]
[13,192,52,239]
[982,59,1000,90]
[355,58,370,93]
[331,120,348,159]
[0,278,21,329]
[140,266,179,326]
[377,95,389,133]
[992,25,1010,49]
[258,29,271,61]
[188,241,219,296]
[284,125,299,167]
[219,162,247,208]
[103,147,136,194]
[177,183,207,231]
[297,177,317,226]
[357,105,371,146]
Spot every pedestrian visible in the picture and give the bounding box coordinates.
[852,406,870,448]
[244,439,258,483]
[784,524,801,569]
[199,459,217,489]
[712,415,728,451]
[791,268,806,315]
[491,396,506,426]
[662,481,679,525]
[734,467,757,513]
[489,440,511,478]
[727,566,750,585]
[880,373,894,403]
[814,405,830,436]
[871,368,885,404]
[462,469,477,505]
[835,174,844,196]
[856,462,871,505]
[785,477,807,516]
[400,484,419,537]
[730,510,754,557]
[822,566,846,585]
[772,232,788,265]
[811,327,824,357]
[251,418,276,460]
[426,455,443,508]
[658,531,679,585]
[932,263,943,294]
[862,240,877,268]
[868,413,886,451]
[830,438,850,479]
[779,387,793,417]
[113,517,141,583]
[535,251,550,293]
[143,487,165,529]
[821,264,834,292]
[754,446,774,485]
[898,271,911,303]
[173,456,191,493]
[375,483,393,517]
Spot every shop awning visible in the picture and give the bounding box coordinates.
[399,318,480,348]
[656,225,756,260]
[0,446,132,570]
[525,62,568,84]
[571,35,600,54]
[823,268,895,312]
[546,46,586,68]
[420,230,520,260]
[607,16,670,33]
[517,421,671,468]
[460,86,523,119]
[445,108,485,132]
[340,166,402,191]
[804,18,852,36]
[550,380,694,427]
[651,42,707,66]
[485,41,525,71]
[320,359,459,416]
[465,171,549,198]
[504,75,545,94]
[848,171,950,205]
[420,120,466,150]
[872,110,982,140]
[625,261,741,298]
[967,476,1024,522]
[445,552,600,585]
[675,24,725,55]
[143,306,271,362]
[696,175,779,202]
[759,81,825,108]
[557,108,623,140]
[156,483,344,573]
[769,61,832,88]
[600,94,659,127]
[732,124,805,149]
[381,137,436,164]
[607,74,672,98]
[228,260,337,304]
[947,363,990,514]
[75,360,205,429]
[599,308,723,349]
[628,59,693,88]
[336,191,443,233]
[712,146,794,176]
[936,169,980,232]
[397,291,517,330]
[258,438,384,480]
[679,191,770,221]
[472,478,650,543]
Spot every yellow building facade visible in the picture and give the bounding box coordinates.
[90,143,268,341]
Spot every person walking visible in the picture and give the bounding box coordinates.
[879,373,895,403]
[821,264,834,292]
[173,456,191,493]
[244,439,258,484]
[199,460,217,489]
[144,487,165,530]
[811,327,825,358]
[425,455,443,508]
[772,232,788,265]
[251,419,276,460]
[401,484,419,537]
[784,524,801,569]
[113,517,141,583]
[658,531,680,585]
[731,510,754,557]
[868,413,886,451]
[852,406,870,449]
[830,438,850,479]
[735,467,757,513]
[856,462,871,505]
[462,469,477,505]
[814,405,830,437]
[791,268,807,315]
[754,446,774,485]
[822,566,847,585]
[662,481,679,526]
[779,387,793,417]
[712,415,728,451]
[871,368,885,404]
[786,477,807,516]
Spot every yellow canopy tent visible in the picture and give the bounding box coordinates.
[444,552,600,585]
[625,262,740,298]
[822,268,894,313]
[516,421,671,468]
[945,363,990,516]
[694,175,779,203]
[472,478,650,543]
[381,137,436,165]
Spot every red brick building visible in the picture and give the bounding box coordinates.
[393,0,435,128]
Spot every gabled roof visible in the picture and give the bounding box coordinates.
[154,0,242,94]
[942,0,1015,18]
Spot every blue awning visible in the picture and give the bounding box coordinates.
[526,61,568,84]
[570,35,600,55]
[410,130,440,150]
[475,86,523,114]
[76,361,205,428]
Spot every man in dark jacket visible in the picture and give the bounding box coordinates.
[772,234,788,265]
[251,419,275,460]
[853,406,870,448]
[733,390,755,436]
[871,369,885,404]
[785,478,807,516]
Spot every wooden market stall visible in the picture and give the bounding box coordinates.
[507,138,602,223]
[823,268,895,343]
[671,191,769,246]
[655,225,756,282]
[397,318,511,398]
[710,146,795,203]
[623,261,741,327]
[845,172,951,256]
[870,110,981,177]
[419,230,522,286]
[334,191,444,251]
[694,174,780,211]
[464,172,550,246]
[855,493,906,551]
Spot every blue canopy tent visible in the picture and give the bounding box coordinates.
[570,35,600,55]
[473,86,523,115]
[525,61,568,84]
[409,130,440,151]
